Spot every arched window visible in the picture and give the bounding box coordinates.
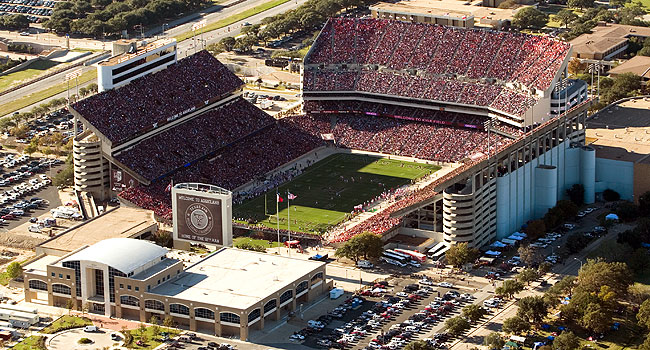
[120,295,139,307]
[220,312,240,324]
[296,280,308,295]
[52,284,71,295]
[29,279,47,291]
[195,307,214,320]
[264,299,277,314]
[311,272,323,282]
[280,289,293,304]
[145,299,165,311]
[248,309,261,323]
[170,303,189,315]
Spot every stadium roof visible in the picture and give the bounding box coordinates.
[72,51,244,145]
[150,247,324,310]
[370,0,517,23]
[62,238,168,274]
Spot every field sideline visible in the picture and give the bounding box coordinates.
[233,153,441,234]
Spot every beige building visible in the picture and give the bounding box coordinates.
[370,0,519,29]
[608,55,650,82]
[570,23,650,61]
[23,237,329,340]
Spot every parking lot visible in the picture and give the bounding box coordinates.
[163,332,283,350]
[0,153,66,231]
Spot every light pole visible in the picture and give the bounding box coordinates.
[162,23,168,37]
[573,257,583,270]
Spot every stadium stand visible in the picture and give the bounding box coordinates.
[72,51,244,145]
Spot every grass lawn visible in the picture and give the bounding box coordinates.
[0,60,59,92]
[174,0,290,42]
[233,153,440,234]
[13,335,46,350]
[233,236,283,248]
[129,327,180,350]
[41,315,93,334]
[1,69,96,117]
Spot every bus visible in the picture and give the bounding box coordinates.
[385,250,421,267]
[393,248,427,263]
[381,252,409,266]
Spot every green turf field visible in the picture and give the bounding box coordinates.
[233,153,441,234]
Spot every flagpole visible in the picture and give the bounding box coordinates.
[287,190,291,257]
[276,188,280,255]
[264,193,267,216]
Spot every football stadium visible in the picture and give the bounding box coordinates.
[69,18,594,251]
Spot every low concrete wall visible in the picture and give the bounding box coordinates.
[0,56,40,76]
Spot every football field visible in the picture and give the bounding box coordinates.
[233,153,441,234]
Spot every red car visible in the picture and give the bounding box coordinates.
[1,214,14,220]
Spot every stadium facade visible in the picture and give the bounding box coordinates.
[69,18,593,250]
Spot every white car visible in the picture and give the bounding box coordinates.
[396,292,409,297]
[419,279,433,285]
[438,282,454,288]
[39,175,48,180]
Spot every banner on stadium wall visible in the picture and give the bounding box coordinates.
[307,109,484,130]
[111,167,137,191]
[175,192,224,245]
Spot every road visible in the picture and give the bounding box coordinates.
[1,0,307,117]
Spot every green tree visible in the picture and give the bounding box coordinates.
[568,0,594,10]
[445,316,470,336]
[517,268,539,286]
[517,296,548,325]
[334,232,383,262]
[639,191,650,216]
[496,279,524,299]
[163,315,174,329]
[53,159,74,188]
[404,340,435,350]
[576,259,633,296]
[580,302,611,334]
[552,331,580,350]
[462,304,487,323]
[5,261,22,279]
[512,7,549,29]
[526,219,546,239]
[518,245,544,267]
[538,261,553,275]
[502,315,531,334]
[638,299,650,329]
[566,184,585,205]
[445,242,480,267]
[556,9,578,28]
[484,332,505,350]
[640,335,650,350]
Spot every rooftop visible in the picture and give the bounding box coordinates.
[150,248,324,310]
[370,0,518,21]
[570,23,650,56]
[37,207,156,255]
[608,55,650,79]
[61,238,168,274]
[101,39,175,66]
[586,98,650,163]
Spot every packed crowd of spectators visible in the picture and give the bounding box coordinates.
[304,18,571,117]
[74,51,243,145]
[115,98,275,181]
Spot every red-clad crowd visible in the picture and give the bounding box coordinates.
[73,51,243,145]
[115,98,275,181]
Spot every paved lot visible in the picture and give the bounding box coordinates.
[48,328,121,350]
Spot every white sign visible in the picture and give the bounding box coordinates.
[192,20,207,31]
[65,69,82,81]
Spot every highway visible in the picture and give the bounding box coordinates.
[1,0,307,116]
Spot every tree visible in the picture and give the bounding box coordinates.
[566,184,584,205]
[405,340,435,350]
[518,245,544,267]
[517,268,539,286]
[138,322,146,335]
[538,261,552,275]
[576,259,633,297]
[640,335,650,350]
[526,220,546,239]
[334,232,383,262]
[462,304,487,323]
[484,332,505,350]
[496,279,524,299]
[163,315,174,329]
[517,296,548,325]
[603,189,620,201]
[556,9,578,28]
[53,160,74,188]
[6,261,22,279]
[445,316,470,336]
[512,7,549,29]
[66,299,74,315]
[552,331,580,350]
[638,299,650,329]
[568,0,594,10]
[502,315,530,334]
[639,191,650,216]
[445,242,480,267]
[580,302,610,334]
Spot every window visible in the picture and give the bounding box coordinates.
[59,273,63,278]
[52,283,71,295]
[195,307,215,320]
[280,290,293,304]
[311,272,323,282]
[220,312,240,324]
[144,299,165,311]
[51,272,55,277]
[62,260,81,296]
[120,295,139,307]
[29,279,47,291]
[135,287,139,292]
[296,281,308,295]
[248,309,261,323]
[127,285,131,290]
[66,275,70,280]
[264,299,277,314]
[120,284,124,289]
[170,303,189,315]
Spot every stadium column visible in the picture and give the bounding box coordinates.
[214,306,222,337]
[139,299,146,323]
[258,302,265,330]
[189,304,197,331]
[239,313,249,341]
